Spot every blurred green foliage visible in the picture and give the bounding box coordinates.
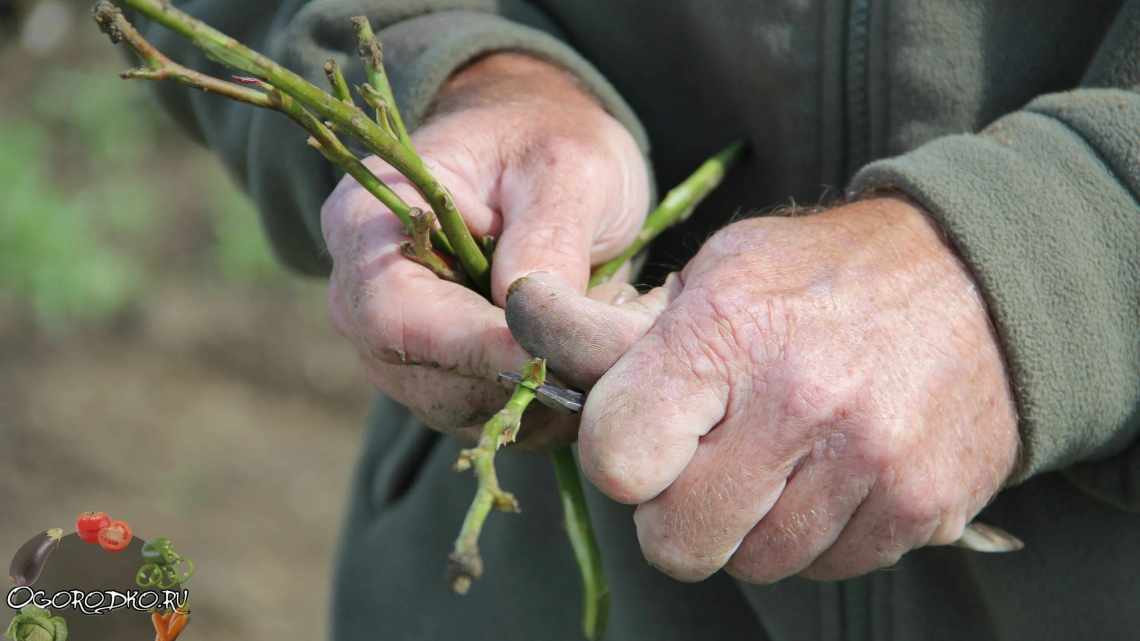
[208,169,282,283]
[2,66,285,329]
[0,123,142,326]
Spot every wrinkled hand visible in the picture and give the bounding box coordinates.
[507,197,1020,581]
[321,53,649,444]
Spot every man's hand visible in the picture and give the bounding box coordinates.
[506,197,1020,581]
[320,53,649,443]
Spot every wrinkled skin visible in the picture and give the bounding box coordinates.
[320,53,649,446]
[506,197,1021,582]
[322,51,1021,583]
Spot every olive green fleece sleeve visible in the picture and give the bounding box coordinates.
[139,0,648,276]
[850,3,1140,505]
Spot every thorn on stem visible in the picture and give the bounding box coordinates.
[454,450,474,473]
[493,491,520,513]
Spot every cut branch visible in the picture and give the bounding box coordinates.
[94,2,273,109]
[351,16,412,149]
[323,59,353,104]
[93,2,426,237]
[449,358,545,594]
[113,0,491,294]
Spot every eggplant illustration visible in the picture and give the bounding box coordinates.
[9,528,64,587]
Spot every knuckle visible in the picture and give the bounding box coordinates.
[929,512,969,546]
[530,132,607,181]
[846,416,907,479]
[354,292,410,366]
[578,424,645,503]
[519,217,587,262]
[635,516,715,583]
[654,301,733,388]
[886,482,945,543]
[698,284,795,376]
[803,546,898,581]
[728,510,828,584]
[781,376,844,426]
[579,396,675,504]
[702,218,774,261]
[727,551,790,585]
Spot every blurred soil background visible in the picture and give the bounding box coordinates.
[1,1,376,638]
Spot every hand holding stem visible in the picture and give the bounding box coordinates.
[92,6,743,640]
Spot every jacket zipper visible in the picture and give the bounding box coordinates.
[840,0,875,626]
[833,3,876,640]
[845,0,873,180]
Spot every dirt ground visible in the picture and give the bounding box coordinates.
[2,3,378,639]
[0,282,375,640]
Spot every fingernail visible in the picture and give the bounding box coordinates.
[506,271,571,303]
[524,271,572,291]
[611,284,640,305]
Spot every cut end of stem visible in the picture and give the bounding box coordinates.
[350,16,383,69]
[92,1,125,43]
[448,549,482,595]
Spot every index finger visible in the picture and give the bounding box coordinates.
[327,178,529,380]
[577,290,731,505]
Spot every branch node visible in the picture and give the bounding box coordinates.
[399,209,466,283]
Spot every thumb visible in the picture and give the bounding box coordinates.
[489,167,604,304]
[505,271,683,389]
[489,137,649,305]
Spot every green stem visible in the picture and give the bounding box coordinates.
[273,93,418,232]
[551,448,609,641]
[589,141,745,287]
[323,59,353,104]
[116,0,491,294]
[543,140,745,639]
[351,16,413,149]
[93,4,425,240]
[449,358,546,594]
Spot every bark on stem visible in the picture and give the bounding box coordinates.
[115,0,490,294]
[93,2,423,236]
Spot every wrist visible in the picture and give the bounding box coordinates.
[430,52,606,120]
